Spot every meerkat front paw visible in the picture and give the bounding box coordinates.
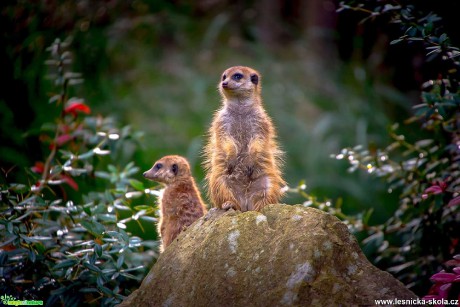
[222,201,238,211]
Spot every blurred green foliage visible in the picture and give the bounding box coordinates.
[2,0,459,302]
[1,1,405,222]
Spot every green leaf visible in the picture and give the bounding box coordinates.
[437,105,447,118]
[108,165,118,173]
[134,205,152,211]
[99,285,113,296]
[424,22,433,35]
[95,171,111,180]
[83,262,102,273]
[90,251,97,265]
[0,252,9,265]
[415,139,434,148]
[119,272,139,280]
[53,259,78,270]
[96,214,117,223]
[9,183,29,193]
[405,26,417,37]
[111,272,120,280]
[120,265,144,273]
[362,208,374,226]
[129,179,144,191]
[105,231,120,237]
[139,216,157,223]
[29,250,36,263]
[125,167,140,177]
[362,232,384,255]
[83,206,92,216]
[19,234,38,243]
[116,254,125,270]
[81,220,105,237]
[49,94,61,104]
[97,275,105,288]
[94,243,102,257]
[35,242,45,254]
[6,222,13,233]
[439,33,448,43]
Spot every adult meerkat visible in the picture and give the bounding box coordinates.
[143,155,207,251]
[204,66,285,212]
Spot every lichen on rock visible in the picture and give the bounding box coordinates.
[118,204,416,306]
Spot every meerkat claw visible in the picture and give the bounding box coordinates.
[222,201,237,211]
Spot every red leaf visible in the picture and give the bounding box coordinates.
[448,196,460,208]
[446,259,460,266]
[56,134,73,146]
[64,100,91,115]
[49,134,73,150]
[31,161,45,173]
[424,185,443,195]
[61,175,79,191]
[431,272,457,283]
[439,283,452,299]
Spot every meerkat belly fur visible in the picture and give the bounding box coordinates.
[143,155,207,251]
[204,66,285,211]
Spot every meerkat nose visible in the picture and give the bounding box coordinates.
[143,171,147,177]
[222,81,228,88]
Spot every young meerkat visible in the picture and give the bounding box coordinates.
[203,66,285,212]
[143,155,207,251]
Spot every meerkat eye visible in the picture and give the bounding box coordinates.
[232,73,243,81]
[155,163,163,170]
[222,74,227,81]
[171,164,178,175]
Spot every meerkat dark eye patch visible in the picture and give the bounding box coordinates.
[232,73,243,81]
[155,163,163,170]
[250,74,259,85]
[222,74,226,81]
[172,164,178,175]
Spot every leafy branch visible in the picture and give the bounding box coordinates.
[337,0,460,296]
[0,38,160,306]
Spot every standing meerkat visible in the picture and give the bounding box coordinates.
[143,155,207,251]
[203,66,285,212]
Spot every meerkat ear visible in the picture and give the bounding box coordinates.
[250,74,259,85]
[172,164,179,175]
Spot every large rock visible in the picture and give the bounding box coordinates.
[119,205,416,306]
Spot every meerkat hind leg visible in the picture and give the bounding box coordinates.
[248,175,272,211]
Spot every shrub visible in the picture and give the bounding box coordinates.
[336,1,460,295]
[0,38,158,306]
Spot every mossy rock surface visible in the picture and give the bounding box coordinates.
[119,204,416,306]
